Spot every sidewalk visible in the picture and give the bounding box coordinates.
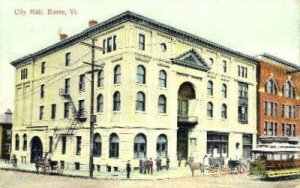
[0,160,194,180]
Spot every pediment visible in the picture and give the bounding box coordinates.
[172,49,210,71]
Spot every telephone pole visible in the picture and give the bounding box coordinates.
[89,38,96,178]
[81,38,102,178]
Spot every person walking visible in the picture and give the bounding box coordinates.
[126,160,131,179]
[149,158,153,175]
[156,158,160,171]
[139,159,143,174]
[166,156,170,170]
[203,155,209,175]
[12,155,17,168]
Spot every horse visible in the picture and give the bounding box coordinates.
[35,158,50,174]
[185,159,204,177]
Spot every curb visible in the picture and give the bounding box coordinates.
[0,167,188,180]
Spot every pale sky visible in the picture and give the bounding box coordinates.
[0,0,299,114]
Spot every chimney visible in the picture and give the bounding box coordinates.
[60,33,68,41]
[89,20,98,27]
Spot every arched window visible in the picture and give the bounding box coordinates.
[15,134,19,151]
[207,81,213,96]
[222,84,227,98]
[159,70,167,87]
[114,65,121,84]
[134,133,147,158]
[93,133,102,157]
[23,134,27,151]
[265,79,277,94]
[109,133,119,158]
[158,95,167,113]
[137,65,146,84]
[136,92,145,111]
[221,104,227,119]
[113,91,121,111]
[207,102,213,117]
[156,134,167,157]
[283,81,295,98]
[97,69,104,87]
[97,94,103,112]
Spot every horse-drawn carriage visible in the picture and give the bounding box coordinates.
[185,157,229,176]
[34,153,63,175]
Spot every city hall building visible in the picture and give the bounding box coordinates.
[10,11,258,172]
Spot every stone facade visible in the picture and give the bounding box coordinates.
[10,11,258,172]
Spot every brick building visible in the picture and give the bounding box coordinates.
[257,54,300,144]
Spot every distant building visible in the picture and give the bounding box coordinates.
[10,11,258,172]
[0,109,13,159]
[256,54,300,159]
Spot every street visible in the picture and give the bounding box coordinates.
[0,170,299,188]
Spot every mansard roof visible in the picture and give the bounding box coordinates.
[11,11,259,67]
[171,49,210,71]
[261,53,300,70]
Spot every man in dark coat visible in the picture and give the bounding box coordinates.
[126,160,131,179]
[166,156,170,170]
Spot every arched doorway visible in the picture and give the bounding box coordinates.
[177,82,196,160]
[30,136,43,163]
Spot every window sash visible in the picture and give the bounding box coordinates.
[139,34,145,50]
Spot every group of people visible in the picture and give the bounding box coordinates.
[125,157,170,179]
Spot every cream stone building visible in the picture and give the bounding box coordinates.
[11,11,258,172]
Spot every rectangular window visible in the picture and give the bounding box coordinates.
[107,37,112,52]
[238,106,248,123]
[102,39,106,54]
[65,78,70,95]
[78,100,85,115]
[51,104,56,119]
[222,61,227,73]
[39,106,44,120]
[79,74,85,91]
[62,136,66,154]
[49,136,53,153]
[265,101,277,116]
[75,162,80,170]
[21,68,28,80]
[64,102,70,118]
[76,136,81,155]
[238,65,247,78]
[40,84,45,98]
[113,35,117,51]
[65,52,71,66]
[264,122,278,136]
[41,62,45,74]
[139,34,145,50]
[102,35,117,54]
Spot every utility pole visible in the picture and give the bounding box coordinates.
[89,38,96,178]
[81,39,103,178]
